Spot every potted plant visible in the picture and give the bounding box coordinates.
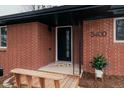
[91,54,107,78]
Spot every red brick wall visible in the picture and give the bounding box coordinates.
[0,22,53,78]
[37,23,54,65]
[83,18,124,76]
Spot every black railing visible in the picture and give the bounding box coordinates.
[0,67,3,76]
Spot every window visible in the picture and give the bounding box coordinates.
[0,26,7,48]
[114,18,124,42]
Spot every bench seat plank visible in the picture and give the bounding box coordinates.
[11,68,64,80]
[13,75,79,88]
[11,68,79,88]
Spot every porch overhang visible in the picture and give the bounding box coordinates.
[1,5,124,26]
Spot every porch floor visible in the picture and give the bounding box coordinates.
[38,62,83,76]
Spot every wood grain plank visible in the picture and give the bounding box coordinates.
[54,80,60,88]
[39,78,45,88]
[11,68,64,80]
[14,73,21,88]
[12,68,79,88]
[26,75,32,88]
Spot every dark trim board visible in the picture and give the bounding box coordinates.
[0,5,98,25]
[0,6,108,26]
[2,5,124,26]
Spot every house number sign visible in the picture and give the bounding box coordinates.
[90,31,107,37]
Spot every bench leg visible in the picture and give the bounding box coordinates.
[54,80,60,88]
[39,78,45,88]
[26,76,32,88]
[14,74,21,88]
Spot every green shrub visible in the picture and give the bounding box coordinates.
[91,54,107,70]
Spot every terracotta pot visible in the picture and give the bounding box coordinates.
[95,69,103,78]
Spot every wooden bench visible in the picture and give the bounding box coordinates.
[11,68,64,88]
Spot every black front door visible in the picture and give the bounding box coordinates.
[57,27,71,61]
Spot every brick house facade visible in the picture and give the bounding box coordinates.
[1,6,124,80]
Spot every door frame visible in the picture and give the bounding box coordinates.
[55,26,73,63]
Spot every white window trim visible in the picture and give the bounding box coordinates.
[114,17,124,43]
[0,26,7,48]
